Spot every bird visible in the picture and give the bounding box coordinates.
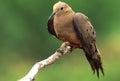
[47,1,104,78]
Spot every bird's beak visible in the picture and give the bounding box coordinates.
[48,12,56,20]
[50,12,56,18]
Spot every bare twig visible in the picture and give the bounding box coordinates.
[18,42,71,81]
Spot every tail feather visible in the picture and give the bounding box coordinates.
[83,44,104,78]
[85,51,104,78]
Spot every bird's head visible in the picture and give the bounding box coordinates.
[52,1,73,16]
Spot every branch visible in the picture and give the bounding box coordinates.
[18,42,71,81]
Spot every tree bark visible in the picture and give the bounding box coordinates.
[18,42,71,81]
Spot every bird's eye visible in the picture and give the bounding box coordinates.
[60,7,64,10]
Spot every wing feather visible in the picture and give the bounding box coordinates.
[73,13,104,77]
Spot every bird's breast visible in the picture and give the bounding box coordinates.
[54,15,81,45]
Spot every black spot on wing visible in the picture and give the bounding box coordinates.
[92,31,95,35]
[86,29,88,32]
[90,26,93,29]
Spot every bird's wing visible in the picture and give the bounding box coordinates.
[47,12,57,37]
[73,13,104,77]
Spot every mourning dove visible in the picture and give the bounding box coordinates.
[47,1,104,78]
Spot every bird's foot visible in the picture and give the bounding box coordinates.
[69,44,80,52]
[62,42,79,52]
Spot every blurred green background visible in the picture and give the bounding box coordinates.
[0,0,120,81]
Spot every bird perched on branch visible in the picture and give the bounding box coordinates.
[47,1,104,78]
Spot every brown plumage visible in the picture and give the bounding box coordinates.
[47,1,104,78]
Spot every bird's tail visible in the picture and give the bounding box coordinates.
[83,43,104,78]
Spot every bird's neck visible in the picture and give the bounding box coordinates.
[54,10,75,28]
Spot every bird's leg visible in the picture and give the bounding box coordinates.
[62,42,79,52]
[69,43,80,52]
